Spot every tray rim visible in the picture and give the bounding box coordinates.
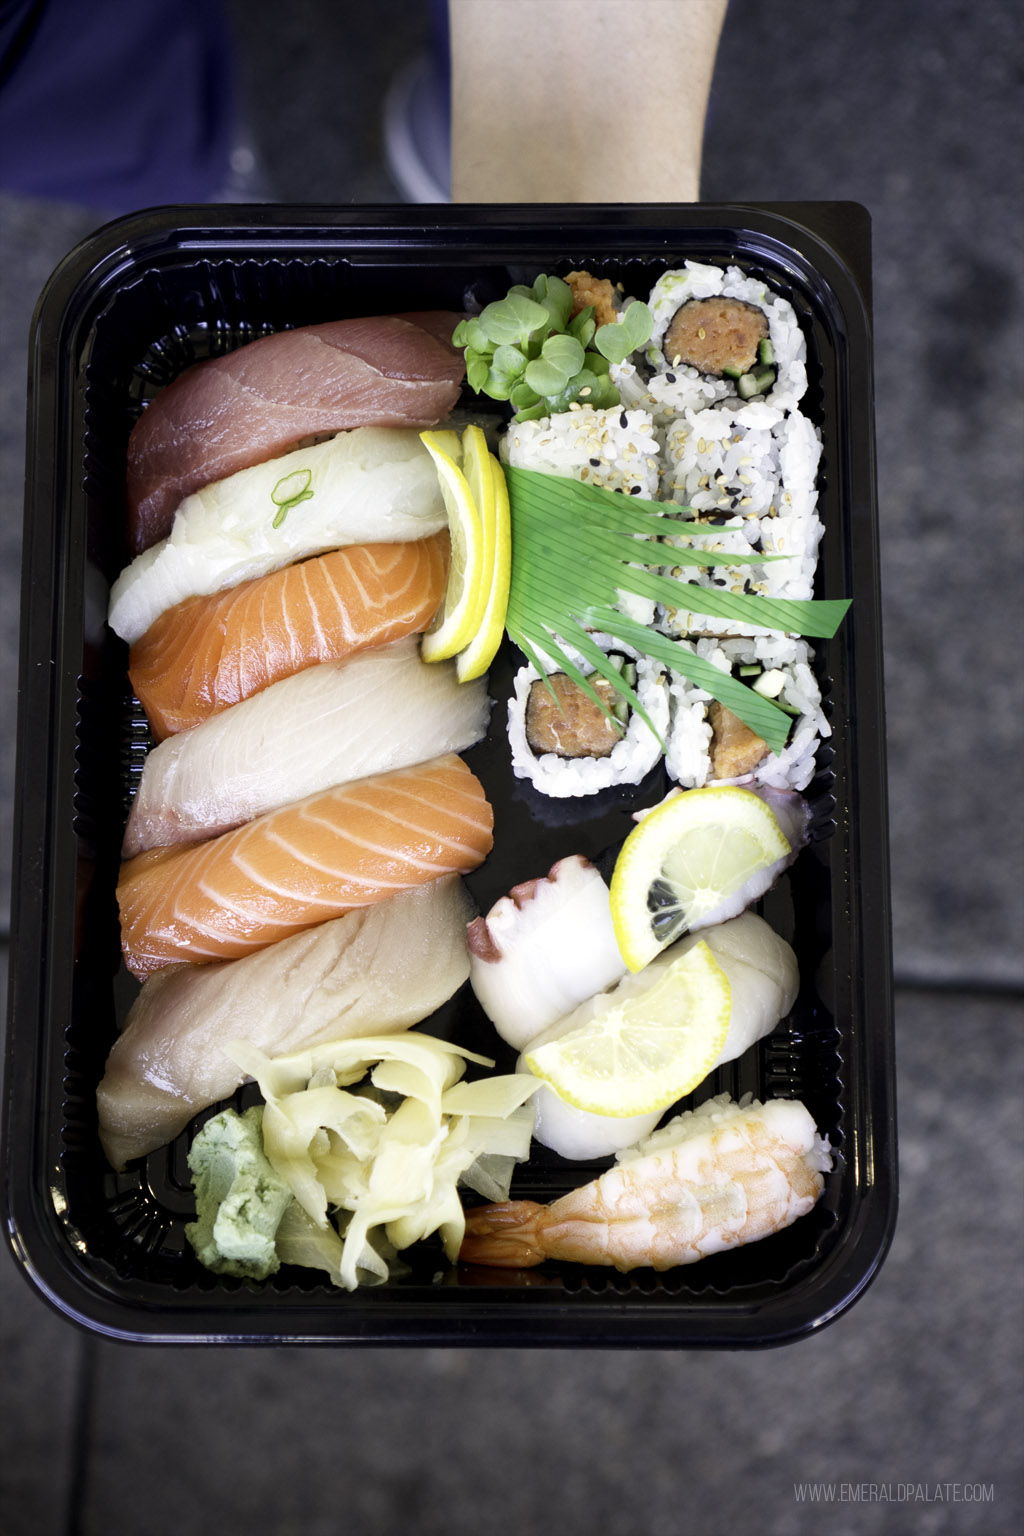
[3,201,896,1346]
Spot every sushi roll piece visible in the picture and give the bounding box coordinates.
[664,635,829,792]
[507,635,670,799]
[501,403,661,626]
[657,405,824,638]
[616,261,809,427]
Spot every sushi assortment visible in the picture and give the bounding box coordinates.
[98,275,843,1293]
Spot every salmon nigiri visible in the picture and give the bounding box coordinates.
[129,535,449,740]
[117,754,493,980]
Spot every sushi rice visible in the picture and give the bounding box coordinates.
[502,403,661,626]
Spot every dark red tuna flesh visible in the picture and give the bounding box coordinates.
[126,312,466,554]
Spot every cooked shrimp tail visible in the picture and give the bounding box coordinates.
[459,1096,831,1274]
[460,1201,550,1268]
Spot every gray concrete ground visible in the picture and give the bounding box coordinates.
[2,1,1022,1533]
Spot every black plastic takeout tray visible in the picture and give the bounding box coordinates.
[4,204,896,1345]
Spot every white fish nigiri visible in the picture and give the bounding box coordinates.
[109,426,448,644]
[525,911,799,1160]
[97,875,475,1170]
[466,855,627,1051]
[122,637,490,856]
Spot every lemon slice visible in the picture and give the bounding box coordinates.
[419,430,487,662]
[610,786,792,972]
[523,940,731,1117]
[456,444,512,682]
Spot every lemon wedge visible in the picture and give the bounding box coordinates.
[610,785,792,972]
[523,940,732,1117]
[419,430,487,662]
[456,443,512,682]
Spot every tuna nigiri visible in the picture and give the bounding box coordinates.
[130,535,449,739]
[127,313,465,553]
[98,876,476,1170]
[108,427,449,644]
[117,754,493,979]
[122,637,490,855]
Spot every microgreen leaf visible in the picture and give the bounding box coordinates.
[489,343,529,394]
[480,294,551,346]
[568,308,596,348]
[524,333,585,396]
[594,301,654,364]
[466,354,490,392]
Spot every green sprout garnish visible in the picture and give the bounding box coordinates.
[271,468,314,528]
[453,275,653,422]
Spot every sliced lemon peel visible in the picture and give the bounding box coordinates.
[610,786,791,972]
[523,940,732,1118]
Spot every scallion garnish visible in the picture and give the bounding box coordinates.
[271,468,314,528]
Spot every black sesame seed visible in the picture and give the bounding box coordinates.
[665,372,676,383]
[630,484,642,494]
[619,411,628,429]
[589,457,601,467]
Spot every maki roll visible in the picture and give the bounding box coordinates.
[665,635,828,792]
[657,405,824,637]
[507,635,670,798]
[612,260,809,425]
[502,402,661,626]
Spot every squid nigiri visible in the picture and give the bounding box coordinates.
[523,911,800,1161]
[460,1094,830,1272]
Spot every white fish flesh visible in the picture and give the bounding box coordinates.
[96,875,475,1170]
[109,427,448,643]
[525,911,799,1160]
[122,637,491,855]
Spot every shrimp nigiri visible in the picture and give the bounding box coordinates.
[459,1094,830,1273]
